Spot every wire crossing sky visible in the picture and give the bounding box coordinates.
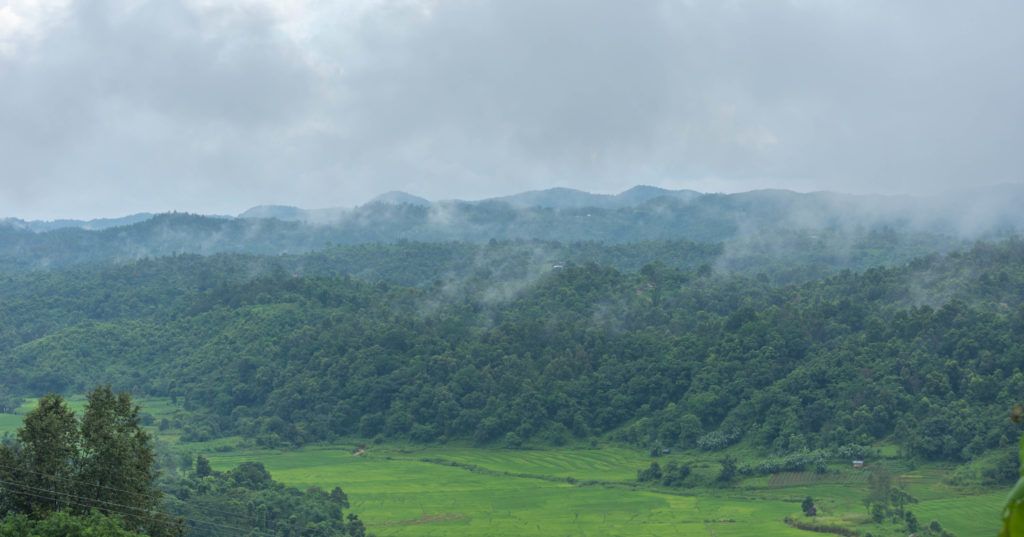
[1,0,1021,219]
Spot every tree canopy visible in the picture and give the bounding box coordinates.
[0,388,179,537]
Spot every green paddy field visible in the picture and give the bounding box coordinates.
[200,444,1002,537]
[0,398,1006,536]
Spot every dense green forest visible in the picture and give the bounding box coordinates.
[2,235,1023,463]
[0,389,368,537]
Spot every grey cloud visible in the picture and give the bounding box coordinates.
[0,0,1021,218]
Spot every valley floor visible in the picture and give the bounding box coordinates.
[204,444,1001,537]
[0,399,1005,536]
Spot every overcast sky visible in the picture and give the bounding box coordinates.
[1,0,1021,219]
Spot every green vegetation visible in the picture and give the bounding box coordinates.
[160,458,367,537]
[4,238,1024,463]
[0,392,371,537]
[0,388,178,536]
[186,442,998,537]
[0,511,146,537]
[0,189,978,271]
[5,391,1002,536]
[2,206,1024,535]
[1000,417,1024,536]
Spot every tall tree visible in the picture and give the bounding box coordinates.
[76,386,178,537]
[0,394,79,514]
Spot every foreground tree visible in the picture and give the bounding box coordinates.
[77,387,164,530]
[0,388,181,537]
[0,511,145,537]
[162,460,366,536]
[0,395,79,514]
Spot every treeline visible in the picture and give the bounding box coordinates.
[0,388,178,536]
[0,193,970,273]
[3,239,1024,461]
[160,457,367,537]
[0,388,368,536]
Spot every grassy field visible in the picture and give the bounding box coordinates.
[205,445,812,537]
[200,443,1003,537]
[0,398,1007,536]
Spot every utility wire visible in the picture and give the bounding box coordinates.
[0,477,274,537]
[0,462,264,528]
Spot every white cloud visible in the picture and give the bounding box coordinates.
[0,0,1021,219]
[0,0,71,55]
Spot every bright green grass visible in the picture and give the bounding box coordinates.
[198,444,1003,537]
[0,399,1006,536]
[0,413,21,437]
[0,395,181,438]
[914,492,1003,536]
[394,445,654,482]
[204,446,813,537]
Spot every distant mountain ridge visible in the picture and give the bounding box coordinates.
[235,185,705,222]
[0,213,156,232]
[369,191,431,207]
[1,184,1023,271]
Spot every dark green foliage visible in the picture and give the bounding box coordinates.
[889,487,917,519]
[636,460,690,487]
[0,511,146,537]
[0,395,79,514]
[929,519,956,537]
[637,462,661,482]
[161,461,365,537]
[801,496,816,517]
[862,468,924,531]
[905,510,920,533]
[784,515,858,537]
[717,456,738,483]
[503,432,523,450]
[3,238,1024,462]
[659,462,691,487]
[0,389,179,537]
[195,456,212,478]
[738,449,836,476]
[985,449,1022,485]
[77,387,164,532]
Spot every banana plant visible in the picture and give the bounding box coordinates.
[1001,408,1024,536]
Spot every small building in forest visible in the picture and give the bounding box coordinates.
[852,460,865,469]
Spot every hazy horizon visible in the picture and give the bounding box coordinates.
[2,0,1021,219]
[4,181,1023,222]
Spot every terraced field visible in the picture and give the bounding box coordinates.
[206,446,808,537]
[201,444,1003,537]
[0,399,1006,536]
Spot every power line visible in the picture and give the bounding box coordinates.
[0,477,274,537]
[0,480,188,533]
[0,480,267,537]
[0,462,259,528]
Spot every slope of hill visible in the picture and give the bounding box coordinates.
[1,238,1022,462]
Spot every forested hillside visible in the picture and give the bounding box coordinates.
[5,185,1020,271]
[3,236,1023,463]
